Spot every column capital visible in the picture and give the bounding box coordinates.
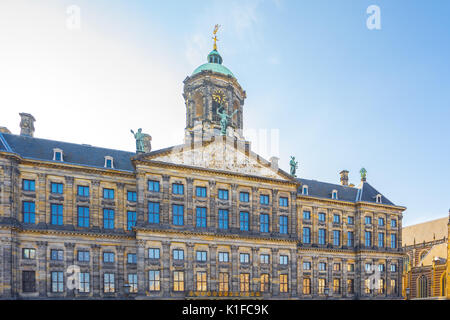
[116,182,125,190]
[231,183,238,191]
[37,241,48,248]
[64,176,74,184]
[186,177,194,184]
[162,174,170,182]
[64,242,75,249]
[91,180,101,187]
[137,240,146,248]
[90,244,101,250]
[117,246,126,253]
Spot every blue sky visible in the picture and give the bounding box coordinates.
[0,0,449,226]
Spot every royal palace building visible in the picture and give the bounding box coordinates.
[0,34,406,300]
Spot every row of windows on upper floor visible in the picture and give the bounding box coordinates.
[301,210,397,228]
[21,179,290,207]
[300,185,384,204]
[49,148,115,169]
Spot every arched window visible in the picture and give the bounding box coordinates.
[376,194,382,203]
[419,250,428,262]
[302,185,308,195]
[332,190,338,200]
[418,275,428,298]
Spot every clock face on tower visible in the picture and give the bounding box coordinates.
[212,89,226,105]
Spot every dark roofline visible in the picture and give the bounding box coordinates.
[0,133,13,152]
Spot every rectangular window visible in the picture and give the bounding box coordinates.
[196,186,207,197]
[365,216,372,225]
[347,231,354,247]
[391,234,397,249]
[22,179,35,191]
[51,182,64,194]
[261,274,270,292]
[365,231,372,247]
[149,270,161,291]
[240,273,250,292]
[302,227,311,244]
[239,192,249,202]
[79,272,90,293]
[103,188,114,199]
[127,253,137,264]
[103,209,115,229]
[148,180,160,192]
[22,271,36,293]
[172,183,184,195]
[22,201,35,224]
[378,232,385,248]
[318,262,327,271]
[218,209,229,230]
[196,271,207,292]
[347,216,354,225]
[149,248,160,260]
[50,204,63,226]
[218,189,229,200]
[104,273,115,293]
[173,271,184,291]
[172,204,184,226]
[103,252,115,263]
[303,278,311,295]
[302,210,311,220]
[260,254,270,264]
[279,255,288,265]
[128,274,138,293]
[260,194,269,205]
[333,263,341,271]
[260,214,269,233]
[127,211,137,231]
[77,185,90,197]
[196,251,207,262]
[347,263,355,272]
[148,202,160,224]
[378,264,385,272]
[318,229,326,245]
[51,271,64,293]
[333,279,341,294]
[218,252,229,263]
[391,219,397,228]
[365,263,372,272]
[219,273,229,292]
[333,214,340,224]
[390,279,397,294]
[279,197,288,207]
[240,212,249,231]
[318,279,326,295]
[347,279,354,294]
[77,250,90,262]
[50,249,64,261]
[196,207,207,228]
[390,264,397,272]
[77,206,89,228]
[240,253,250,264]
[173,249,184,261]
[318,212,326,222]
[333,230,340,246]
[280,274,288,293]
[378,217,385,226]
[303,261,311,270]
[279,216,288,234]
[127,191,137,202]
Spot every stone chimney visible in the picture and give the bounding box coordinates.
[340,170,349,186]
[19,113,36,137]
[270,156,279,171]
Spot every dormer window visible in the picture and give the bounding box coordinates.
[104,156,114,169]
[332,190,338,200]
[302,185,308,195]
[376,194,382,203]
[53,148,63,161]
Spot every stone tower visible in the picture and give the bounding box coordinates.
[183,31,246,144]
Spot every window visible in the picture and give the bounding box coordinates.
[333,230,340,246]
[365,231,372,247]
[148,202,160,224]
[303,261,311,270]
[347,232,354,247]
[79,272,90,293]
[218,252,229,263]
[333,279,341,294]
[127,211,136,231]
[319,262,327,271]
[333,263,341,271]
[104,273,115,293]
[51,182,63,194]
[390,264,397,272]
[280,274,288,293]
[22,248,36,259]
[149,248,160,260]
[378,279,385,294]
[127,253,137,264]
[260,214,269,233]
[240,253,250,264]
[376,194,382,203]
[148,180,160,192]
[318,212,326,222]
[303,278,311,295]
[103,188,114,199]
[51,271,64,293]
[260,194,269,205]
[378,217,385,226]
[280,216,288,234]
[218,189,229,200]
[173,271,184,291]
[418,275,429,298]
[318,279,326,295]
[149,270,161,291]
[77,206,89,228]
[302,185,308,195]
[50,204,63,226]
[239,192,249,202]
[240,273,250,292]
[261,274,270,292]
[77,185,89,197]
[391,219,397,228]
[279,255,288,265]
[127,191,137,202]
[23,201,35,224]
[51,249,64,261]
[196,186,207,197]
[103,252,115,263]
[217,272,229,292]
[347,216,354,225]
[365,263,372,272]
[302,227,311,244]
[347,263,355,272]
[218,209,229,230]
[260,254,270,264]
[77,250,90,262]
[172,183,184,195]
[103,209,115,229]
[365,216,372,225]
[53,149,63,161]
[172,204,184,226]
[365,279,371,294]
[104,156,114,169]
[333,214,340,224]
[390,279,397,295]
[302,210,311,220]
[279,197,288,207]
[378,232,385,248]
[196,271,207,292]
[391,234,397,249]
[173,249,184,261]
[127,274,138,293]
[347,279,354,294]
[196,207,207,228]
[240,212,249,231]
[378,264,385,272]
[22,179,35,191]
[196,251,207,262]
[332,190,338,199]
[318,229,326,245]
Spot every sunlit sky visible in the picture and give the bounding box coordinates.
[0,0,449,226]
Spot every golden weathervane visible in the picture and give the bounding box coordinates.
[212,24,220,51]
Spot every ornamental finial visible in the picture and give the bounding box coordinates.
[212,24,220,51]
[360,168,367,182]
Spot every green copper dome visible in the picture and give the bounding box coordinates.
[192,50,235,78]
